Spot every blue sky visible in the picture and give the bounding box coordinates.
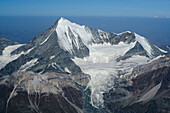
[0,0,170,17]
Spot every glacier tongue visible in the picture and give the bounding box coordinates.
[72,42,150,107]
[0,17,166,109]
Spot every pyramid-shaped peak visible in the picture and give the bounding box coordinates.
[58,17,71,23]
[56,17,84,29]
[53,17,70,26]
[59,17,66,20]
[56,17,74,26]
[56,17,89,30]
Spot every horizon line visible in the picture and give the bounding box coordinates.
[0,15,170,19]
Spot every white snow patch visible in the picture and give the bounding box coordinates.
[158,48,168,53]
[19,59,38,71]
[51,63,64,72]
[137,82,162,103]
[0,44,36,70]
[0,44,24,70]
[40,30,54,45]
[148,55,165,63]
[118,31,131,35]
[64,67,71,73]
[154,45,168,53]
[25,47,35,54]
[135,33,153,57]
[50,55,55,60]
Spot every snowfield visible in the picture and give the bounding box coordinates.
[0,18,166,109]
[0,44,24,70]
[73,42,150,107]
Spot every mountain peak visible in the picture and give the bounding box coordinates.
[58,17,68,22]
[60,17,65,20]
[53,17,70,27]
[57,17,72,24]
[118,31,132,35]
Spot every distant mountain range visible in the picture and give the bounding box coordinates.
[0,17,169,113]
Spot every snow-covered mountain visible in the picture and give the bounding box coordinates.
[0,17,166,76]
[0,17,169,113]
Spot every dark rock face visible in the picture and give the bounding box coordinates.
[117,35,164,61]
[117,41,149,61]
[2,90,81,113]
[110,32,136,45]
[0,18,92,77]
[104,56,170,113]
[0,18,169,113]
[122,67,170,113]
[62,86,83,109]
[0,84,13,113]
[0,18,165,77]
[0,31,82,76]
[0,71,88,113]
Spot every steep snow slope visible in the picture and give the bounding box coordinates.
[0,44,24,69]
[135,33,153,57]
[0,17,167,108]
[56,18,93,52]
[54,18,163,59]
[55,18,112,55]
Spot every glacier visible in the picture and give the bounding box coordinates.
[72,42,150,107]
[0,17,167,109]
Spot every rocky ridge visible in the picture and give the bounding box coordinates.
[0,17,169,113]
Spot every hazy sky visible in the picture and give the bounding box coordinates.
[0,0,170,17]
